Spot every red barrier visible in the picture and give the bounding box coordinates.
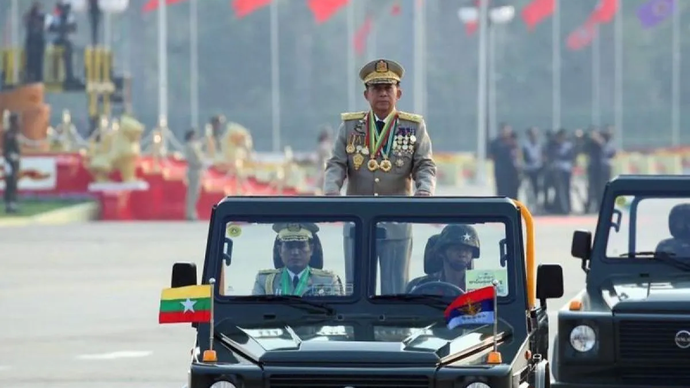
[0,153,314,221]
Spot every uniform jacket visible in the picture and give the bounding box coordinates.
[324,110,436,240]
[324,110,436,197]
[185,141,204,171]
[252,267,344,296]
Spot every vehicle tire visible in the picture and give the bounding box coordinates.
[551,333,559,382]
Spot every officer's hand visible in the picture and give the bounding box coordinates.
[324,191,340,196]
[415,191,431,197]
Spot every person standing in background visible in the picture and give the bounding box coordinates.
[184,129,206,221]
[314,126,333,194]
[88,0,101,46]
[521,127,543,211]
[23,2,48,83]
[3,113,22,214]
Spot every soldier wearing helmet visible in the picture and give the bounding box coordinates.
[405,224,480,293]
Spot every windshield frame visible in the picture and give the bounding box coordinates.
[602,193,690,262]
[212,215,363,303]
[368,215,519,305]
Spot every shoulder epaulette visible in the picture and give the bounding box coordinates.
[398,111,423,123]
[258,269,280,274]
[311,268,335,276]
[341,111,367,121]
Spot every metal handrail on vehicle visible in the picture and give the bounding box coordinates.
[511,199,536,310]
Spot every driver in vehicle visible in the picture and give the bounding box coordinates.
[252,223,345,296]
[405,224,480,293]
[655,203,690,257]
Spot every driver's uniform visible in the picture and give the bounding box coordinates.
[252,267,344,296]
[405,272,465,293]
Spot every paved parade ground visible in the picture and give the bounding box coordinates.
[0,189,603,387]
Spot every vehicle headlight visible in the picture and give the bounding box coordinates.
[569,324,596,352]
[466,383,491,388]
[210,382,236,388]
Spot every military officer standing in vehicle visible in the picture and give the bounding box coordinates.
[252,223,344,296]
[323,59,437,294]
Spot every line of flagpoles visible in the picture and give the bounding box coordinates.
[143,0,682,155]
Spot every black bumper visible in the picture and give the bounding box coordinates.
[552,381,678,388]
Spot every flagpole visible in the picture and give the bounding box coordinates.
[190,0,200,130]
[552,0,561,130]
[158,0,169,124]
[11,0,19,84]
[614,0,623,150]
[413,0,426,115]
[476,0,489,185]
[346,0,356,111]
[488,25,496,139]
[671,0,681,146]
[270,0,281,153]
[591,25,600,126]
[202,278,217,363]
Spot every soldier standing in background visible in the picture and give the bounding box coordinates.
[3,113,22,214]
[323,58,437,294]
[184,129,205,221]
[315,126,333,194]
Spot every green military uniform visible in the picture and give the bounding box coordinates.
[251,223,344,296]
[323,59,437,294]
[406,224,480,293]
[251,267,344,296]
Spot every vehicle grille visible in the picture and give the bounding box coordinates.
[618,319,690,362]
[269,374,429,388]
[619,366,690,386]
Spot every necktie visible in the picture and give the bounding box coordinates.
[376,120,385,132]
[292,275,299,290]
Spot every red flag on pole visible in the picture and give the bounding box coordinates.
[521,0,556,30]
[465,21,478,35]
[566,20,597,50]
[587,0,619,24]
[232,0,273,19]
[308,0,350,24]
[142,0,187,13]
[354,16,373,56]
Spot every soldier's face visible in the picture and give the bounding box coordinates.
[443,245,473,271]
[280,241,312,272]
[364,84,402,112]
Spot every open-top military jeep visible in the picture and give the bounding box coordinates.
[167,195,564,388]
[552,175,690,387]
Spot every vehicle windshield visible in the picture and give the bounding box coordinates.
[370,220,511,297]
[218,220,355,297]
[606,196,690,259]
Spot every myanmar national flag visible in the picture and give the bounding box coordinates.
[444,286,495,329]
[159,285,212,324]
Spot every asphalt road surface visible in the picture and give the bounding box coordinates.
[1,188,621,388]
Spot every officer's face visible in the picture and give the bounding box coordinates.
[280,240,312,272]
[443,244,474,271]
[364,84,402,112]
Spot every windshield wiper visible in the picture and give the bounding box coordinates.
[237,295,335,315]
[619,251,690,271]
[370,294,450,310]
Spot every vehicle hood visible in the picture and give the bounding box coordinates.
[216,321,511,366]
[603,275,690,313]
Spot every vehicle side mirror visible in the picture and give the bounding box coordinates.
[536,264,564,308]
[171,262,197,288]
[571,230,592,271]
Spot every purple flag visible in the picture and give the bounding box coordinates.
[637,0,675,29]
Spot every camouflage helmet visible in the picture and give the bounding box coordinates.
[434,224,480,258]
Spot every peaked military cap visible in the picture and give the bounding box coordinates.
[272,222,320,242]
[359,59,405,85]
